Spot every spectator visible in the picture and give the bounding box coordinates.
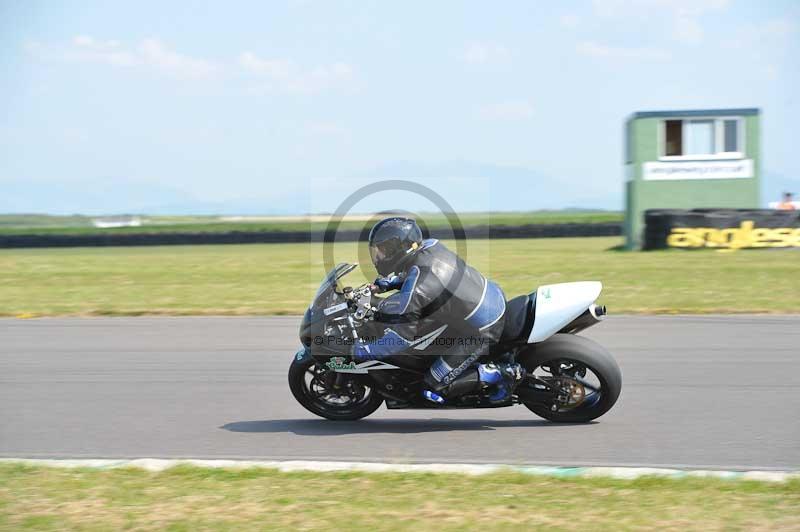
[776,192,796,210]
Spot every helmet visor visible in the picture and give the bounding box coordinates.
[369,237,404,274]
[369,240,392,263]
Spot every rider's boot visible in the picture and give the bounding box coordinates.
[477,362,525,404]
[422,368,481,404]
[422,362,525,404]
[422,352,484,404]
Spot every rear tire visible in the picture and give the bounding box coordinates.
[288,357,384,421]
[518,334,622,423]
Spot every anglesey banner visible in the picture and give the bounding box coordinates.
[643,209,800,250]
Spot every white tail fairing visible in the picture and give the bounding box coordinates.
[527,282,603,343]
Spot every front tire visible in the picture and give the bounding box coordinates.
[518,334,622,423]
[288,357,384,421]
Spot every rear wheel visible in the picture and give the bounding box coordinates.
[518,334,622,423]
[288,357,384,421]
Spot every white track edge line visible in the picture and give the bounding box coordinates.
[1,458,797,482]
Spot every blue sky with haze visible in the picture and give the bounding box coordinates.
[1,0,798,215]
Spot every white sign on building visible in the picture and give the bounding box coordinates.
[643,159,754,181]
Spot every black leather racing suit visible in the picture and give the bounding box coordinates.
[353,238,506,397]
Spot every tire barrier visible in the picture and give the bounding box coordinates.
[643,209,800,250]
[0,222,622,249]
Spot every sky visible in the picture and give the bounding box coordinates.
[1,0,798,215]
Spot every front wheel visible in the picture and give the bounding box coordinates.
[517,334,622,423]
[288,357,384,421]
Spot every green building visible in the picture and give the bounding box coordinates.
[624,108,761,249]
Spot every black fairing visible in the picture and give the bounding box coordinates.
[298,263,357,356]
[298,306,326,349]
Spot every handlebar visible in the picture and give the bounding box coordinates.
[343,283,376,321]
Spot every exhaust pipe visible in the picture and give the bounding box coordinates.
[558,303,607,334]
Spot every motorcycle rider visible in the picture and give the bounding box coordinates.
[352,217,523,404]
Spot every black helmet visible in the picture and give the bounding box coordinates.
[368,217,423,276]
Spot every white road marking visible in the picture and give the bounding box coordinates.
[1,458,796,482]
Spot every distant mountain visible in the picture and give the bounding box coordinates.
[0,163,622,216]
[363,160,620,211]
[142,199,301,216]
[0,178,298,216]
[1,178,188,216]
[4,162,790,216]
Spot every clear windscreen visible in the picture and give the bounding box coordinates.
[310,263,357,311]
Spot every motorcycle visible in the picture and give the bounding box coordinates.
[289,263,622,422]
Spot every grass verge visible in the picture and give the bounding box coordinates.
[0,237,798,316]
[0,211,622,235]
[1,463,798,530]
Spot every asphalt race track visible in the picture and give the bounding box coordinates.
[1,316,798,470]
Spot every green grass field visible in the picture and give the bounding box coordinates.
[0,211,621,235]
[0,237,797,316]
[1,464,798,530]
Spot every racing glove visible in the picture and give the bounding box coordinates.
[372,274,403,293]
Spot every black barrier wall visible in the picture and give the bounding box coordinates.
[644,209,800,250]
[0,223,622,249]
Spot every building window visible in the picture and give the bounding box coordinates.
[686,120,715,155]
[661,118,742,158]
[665,120,682,156]
[723,119,738,153]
